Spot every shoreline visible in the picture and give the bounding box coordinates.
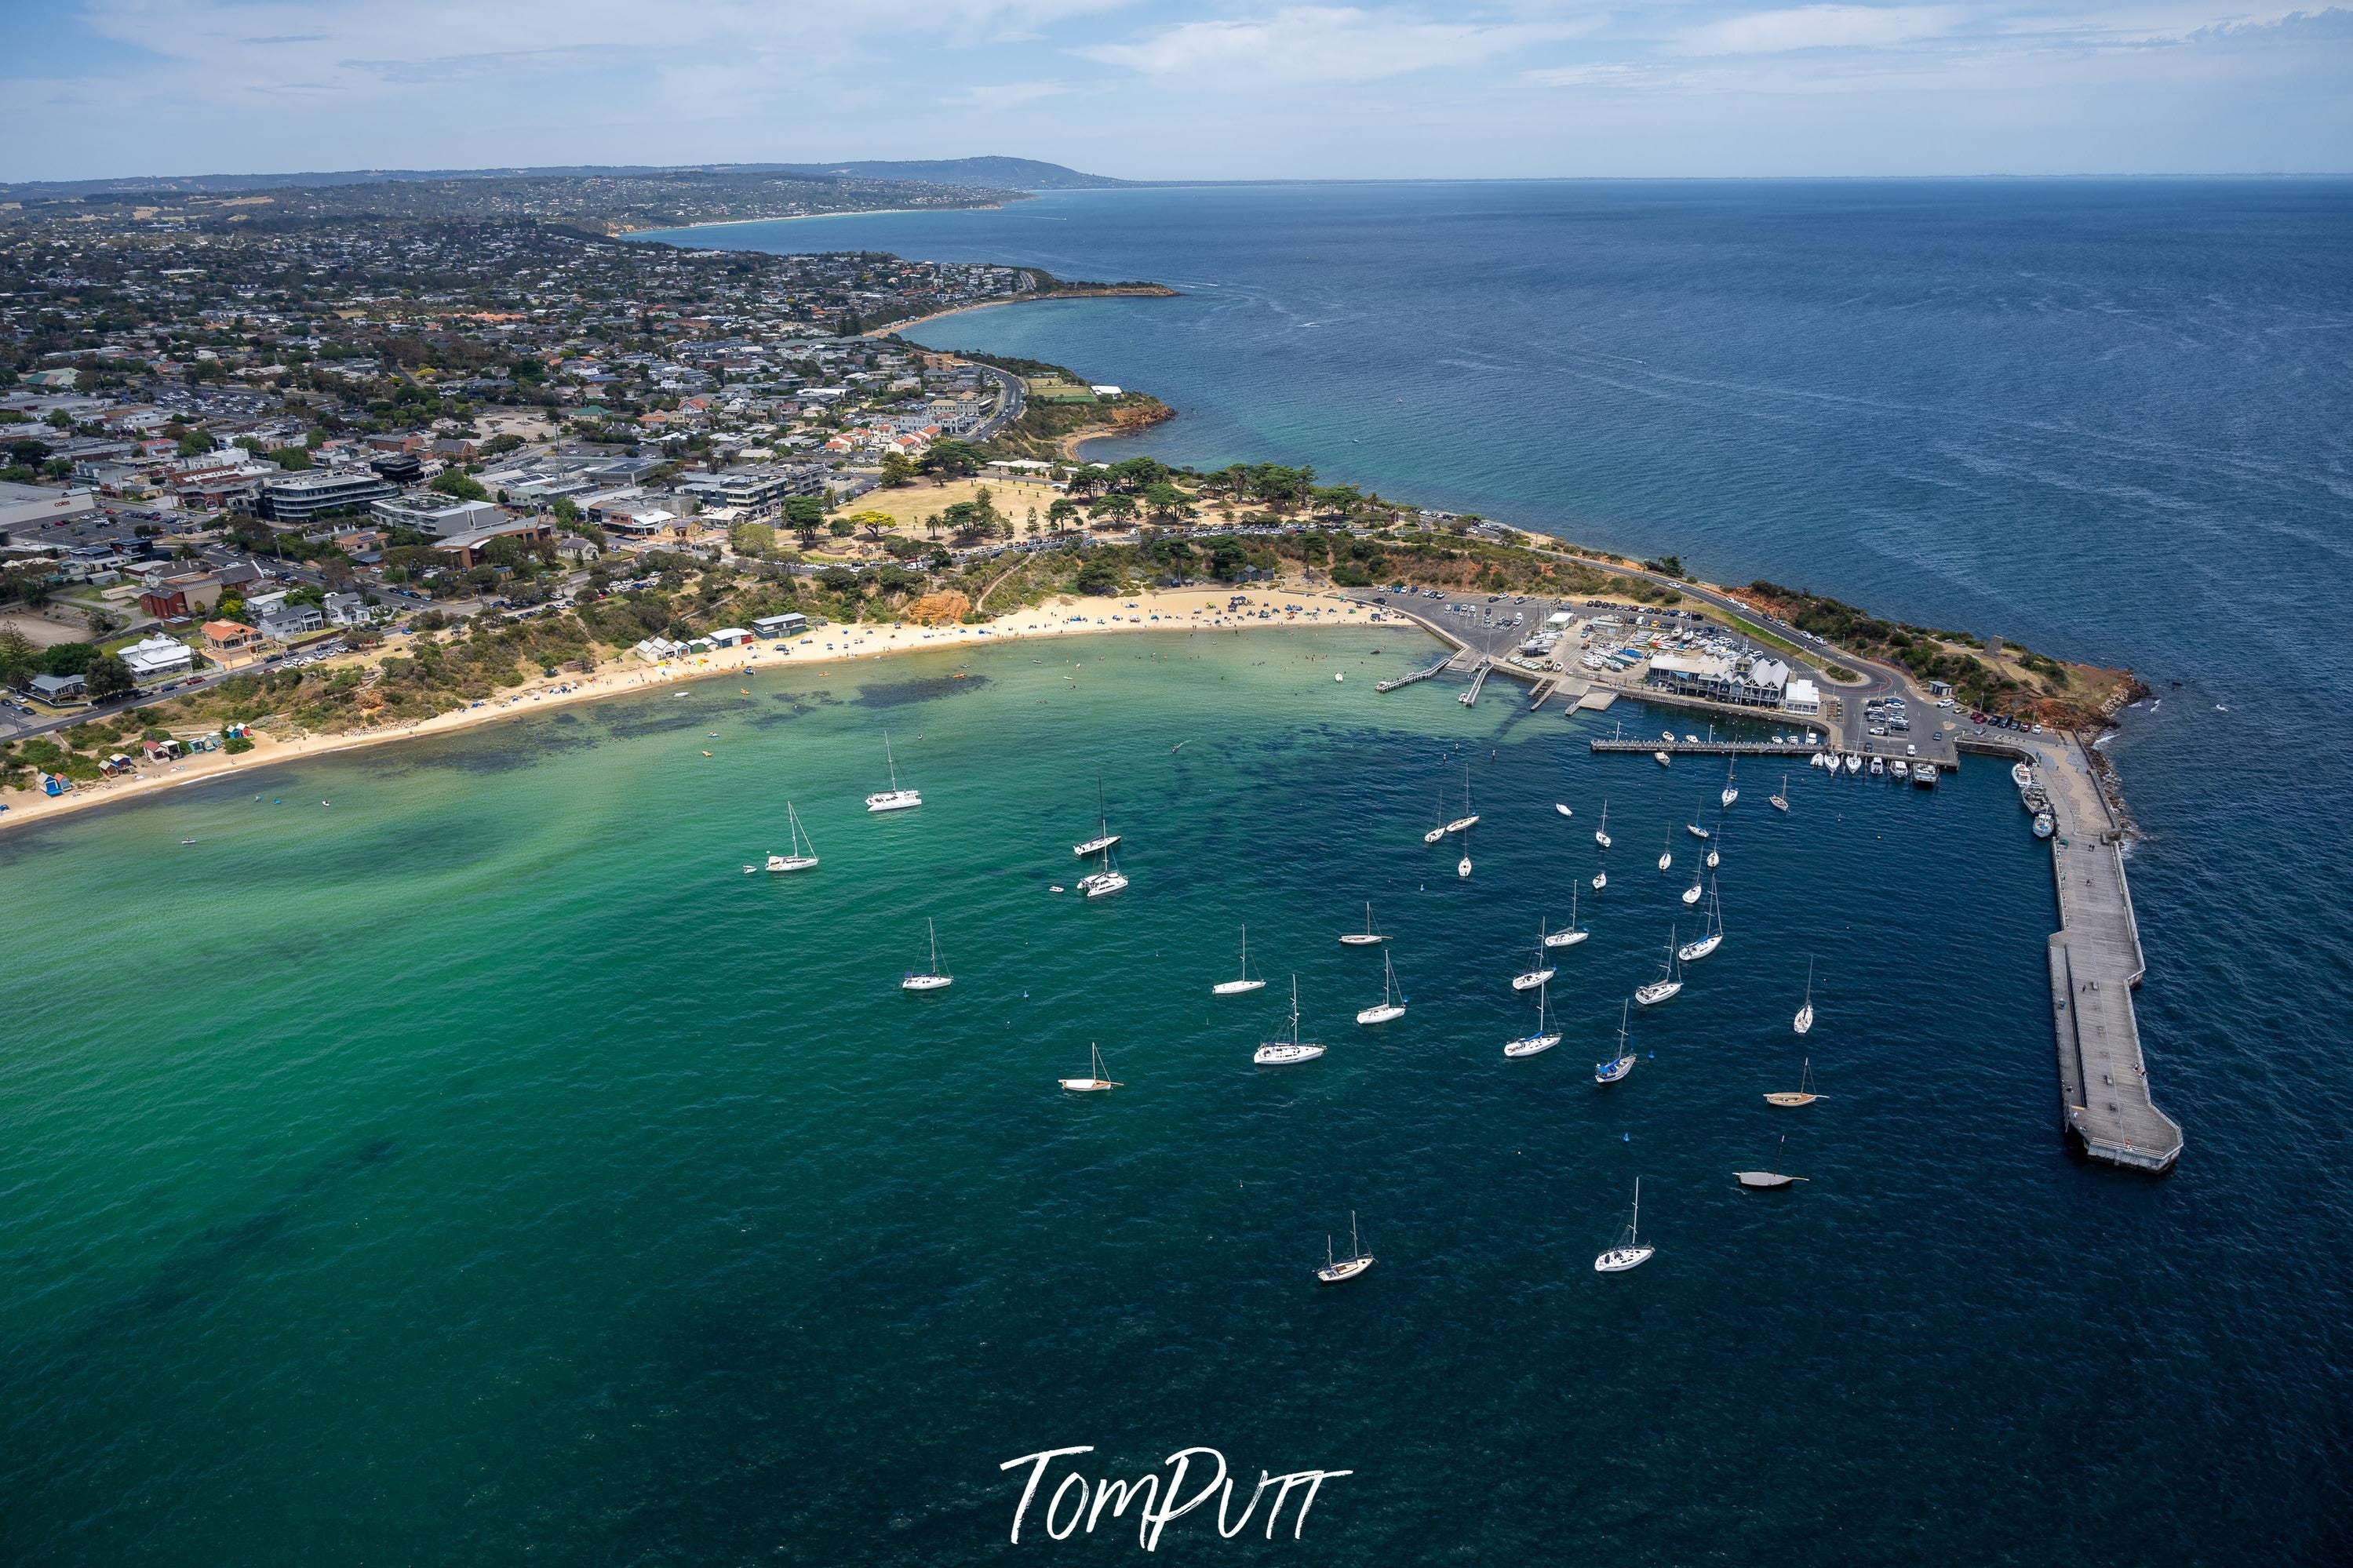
[870,286,1182,340]
[621,204,1006,238]
[0,589,1396,839]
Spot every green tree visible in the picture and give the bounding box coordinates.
[84,653,134,702]
[0,627,36,687]
[551,496,582,527]
[44,642,99,676]
[879,450,918,487]
[729,521,777,558]
[1047,498,1080,533]
[430,469,489,502]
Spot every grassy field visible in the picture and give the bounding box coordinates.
[840,475,1062,535]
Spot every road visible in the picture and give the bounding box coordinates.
[968,365,1026,442]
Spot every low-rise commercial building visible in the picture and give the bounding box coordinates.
[250,469,399,523]
[120,635,195,682]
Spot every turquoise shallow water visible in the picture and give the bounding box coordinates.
[3,629,2327,1563]
[9,180,2353,1562]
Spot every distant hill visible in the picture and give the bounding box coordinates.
[0,157,1132,201]
[766,158,1133,191]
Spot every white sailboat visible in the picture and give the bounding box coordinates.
[1769,774,1790,813]
[1073,777,1121,856]
[1316,1212,1374,1283]
[1503,977,1561,1057]
[1422,785,1448,845]
[1554,802,1574,818]
[1544,885,1589,948]
[1687,817,1711,839]
[1793,956,1816,1035]
[1657,835,1672,873]
[865,730,923,812]
[1721,758,1739,809]
[1339,901,1386,946]
[1681,861,1704,906]
[1765,1057,1823,1107]
[1444,764,1480,835]
[1073,782,1127,898]
[1511,923,1557,990]
[1844,753,1863,775]
[1212,925,1268,995]
[1591,867,1607,891]
[1594,801,1612,850]
[1356,949,1407,1024]
[1734,1135,1806,1190]
[1654,749,1672,767]
[1634,927,1684,1006]
[1595,999,1635,1083]
[1677,882,1723,962]
[1254,977,1326,1064]
[766,801,819,872]
[1457,835,1472,879]
[1058,1042,1122,1093]
[900,918,952,991]
[1706,830,1721,871]
[1594,1178,1655,1272]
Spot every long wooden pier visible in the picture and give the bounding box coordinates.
[1458,660,1492,707]
[1375,655,1452,693]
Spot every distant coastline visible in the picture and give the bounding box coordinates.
[870,284,1182,339]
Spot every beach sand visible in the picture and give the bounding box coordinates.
[1,588,1403,836]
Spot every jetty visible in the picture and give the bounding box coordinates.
[1458,660,1492,708]
[1964,735,2184,1172]
[1590,737,1852,762]
[1375,655,1452,693]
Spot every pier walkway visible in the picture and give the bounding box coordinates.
[1999,734,2184,1172]
[1375,655,1452,693]
[1590,737,1856,762]
[1458,660,1493,707]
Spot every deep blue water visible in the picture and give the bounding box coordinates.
[672,182,2353,1560]
[2,184,2346,1566]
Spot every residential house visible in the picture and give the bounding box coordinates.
[322,591,378,628]
[202,620,259,654]
[139,573,222,620]
[120,635,195,682]
[258,603,326,641]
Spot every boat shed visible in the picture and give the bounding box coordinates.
[752,612,809,638]
[707,627,752,647]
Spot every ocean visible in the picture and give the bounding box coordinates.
[5,182,2351,1563]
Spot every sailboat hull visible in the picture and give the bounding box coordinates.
[1356,1004,1405,1025]
[1510,969,1557,991]
[1555,803,1573,817]
[901,974,952,991]
[1339,934,1384,947]
[1254,1043,1326,1064]
[1213,979,1268,996]
[1543,930,1589,948]
[1764,1092,1820,1107]
[1793,1006,1814,1035]
[866,791,922,812]
[1317,1257,1374,1283]
[1635,980,1682,1006]
[1735,1171,1801,1189]
[1503,1032,1561,1057]
[1678,935,1721,962]
[1681,886,1703,905]
[767,855,819,872]
[1073,835,1120,856]
[1422,828,1446,845]
[1594,1245,1655,1273]
[1444,816,1479,834]
[1595,1055,1634,1083]
[1060,1079,1116,1093]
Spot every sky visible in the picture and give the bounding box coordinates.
[4,1,2350,181]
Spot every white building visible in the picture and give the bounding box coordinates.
[1783,678,1821,715]
[120,635,195,682]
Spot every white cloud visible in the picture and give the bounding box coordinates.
[1674,5,1964,56]
[1081,5,1605,85]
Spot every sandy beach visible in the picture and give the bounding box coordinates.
[0,588,1401,836]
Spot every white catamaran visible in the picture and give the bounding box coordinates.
[900,918,952,991]
[865,731,922,813]
[1213,926,1268,996]
[1357,949,1406,1025]
[1254,977,1326,1064]
[1594,1178,1655,1273]
[766,801,819,872]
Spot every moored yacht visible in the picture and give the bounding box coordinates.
[1721,758,1739,808]
[1503,977,1561,1057]
[1678,882,1724,962]
[1444,763,1479,834]
[1635,927,1684,1006]
[1356,950,1407,1025]
[1595,999,1635,1083]
[1058,1043,1121,1093]
[1316,1213,1374,1283]
[865,730,923,812]
[766,801,819,872]
[1212,925,1268,995]
[1594,1178,1655,1273]
[1254,977,1326,1064]
[1544,885,1589,948]
[1594,802,1612,850]
[900,918,952,991]
[1339,901,1386,946]
[1511,923,1557,990]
